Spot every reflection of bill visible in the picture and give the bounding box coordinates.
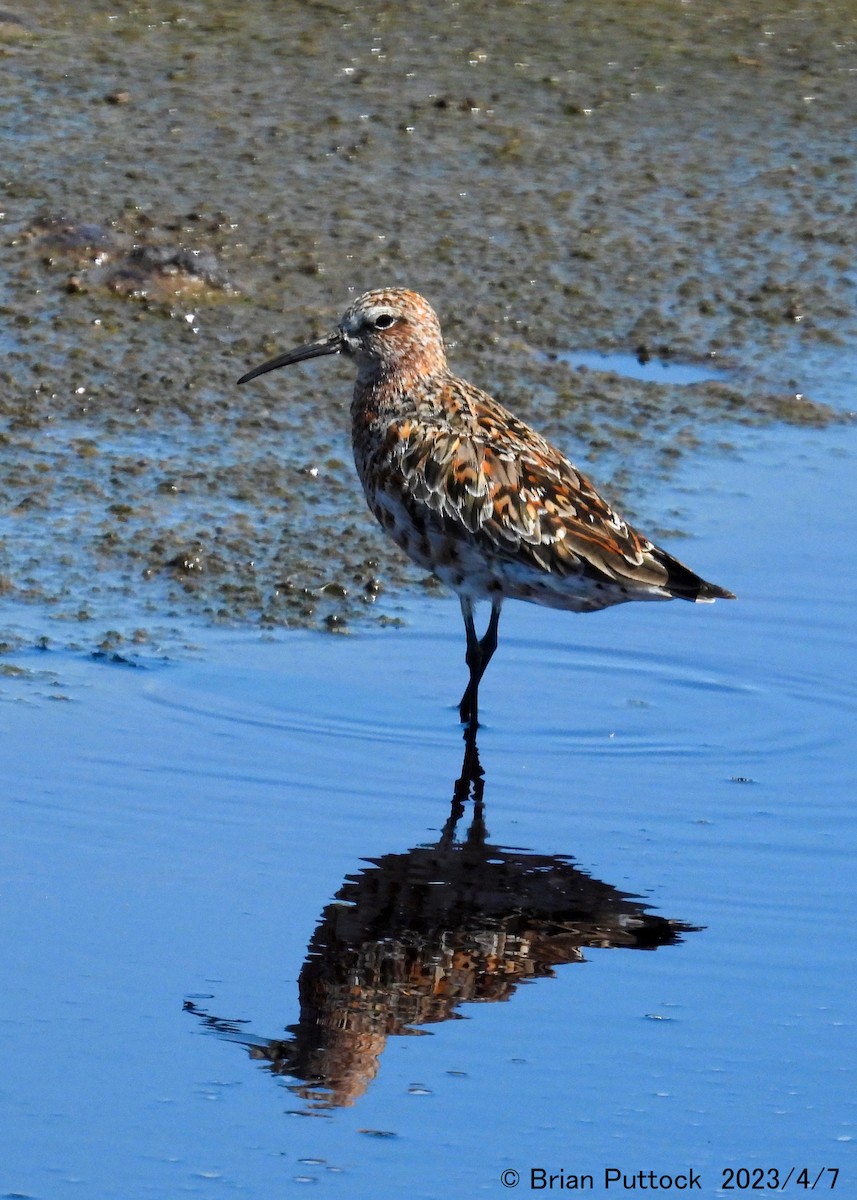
[185,730,700,1110]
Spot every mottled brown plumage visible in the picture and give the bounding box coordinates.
[239,287,734,727]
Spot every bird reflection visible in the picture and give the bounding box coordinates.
[185,729,699,1110]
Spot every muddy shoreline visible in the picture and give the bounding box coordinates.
[2,1,855,646]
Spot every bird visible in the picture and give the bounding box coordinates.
[238,288,734,728]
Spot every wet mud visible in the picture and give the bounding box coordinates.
[1,0,855,644]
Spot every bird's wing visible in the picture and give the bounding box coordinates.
[376,388,673,590]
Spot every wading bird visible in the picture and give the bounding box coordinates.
[239,288,734,728]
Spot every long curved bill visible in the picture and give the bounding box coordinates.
[237,332,343,385]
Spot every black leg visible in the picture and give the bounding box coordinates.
[458,598,502,728]
[459,597,480,727]
[477,602,501,678]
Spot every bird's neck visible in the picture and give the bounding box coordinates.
[353,342,448,390]
[351,365,451,428]
[355,351,449,397]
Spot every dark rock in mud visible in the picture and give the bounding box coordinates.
[101,245,235,300]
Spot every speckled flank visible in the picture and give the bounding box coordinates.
[241,287,734,725]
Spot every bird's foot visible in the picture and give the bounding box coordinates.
[458,687,479,730]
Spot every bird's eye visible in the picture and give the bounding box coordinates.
[372,313,396,330]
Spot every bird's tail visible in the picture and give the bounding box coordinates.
[654,547,736,603]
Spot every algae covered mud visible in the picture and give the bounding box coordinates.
[1,0,855,646]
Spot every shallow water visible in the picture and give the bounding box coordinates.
[3,402,855,1197]
[556,350,726,387]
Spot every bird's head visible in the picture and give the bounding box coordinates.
[237,287,447,388]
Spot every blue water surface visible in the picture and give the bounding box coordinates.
[2,375,855,1197]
